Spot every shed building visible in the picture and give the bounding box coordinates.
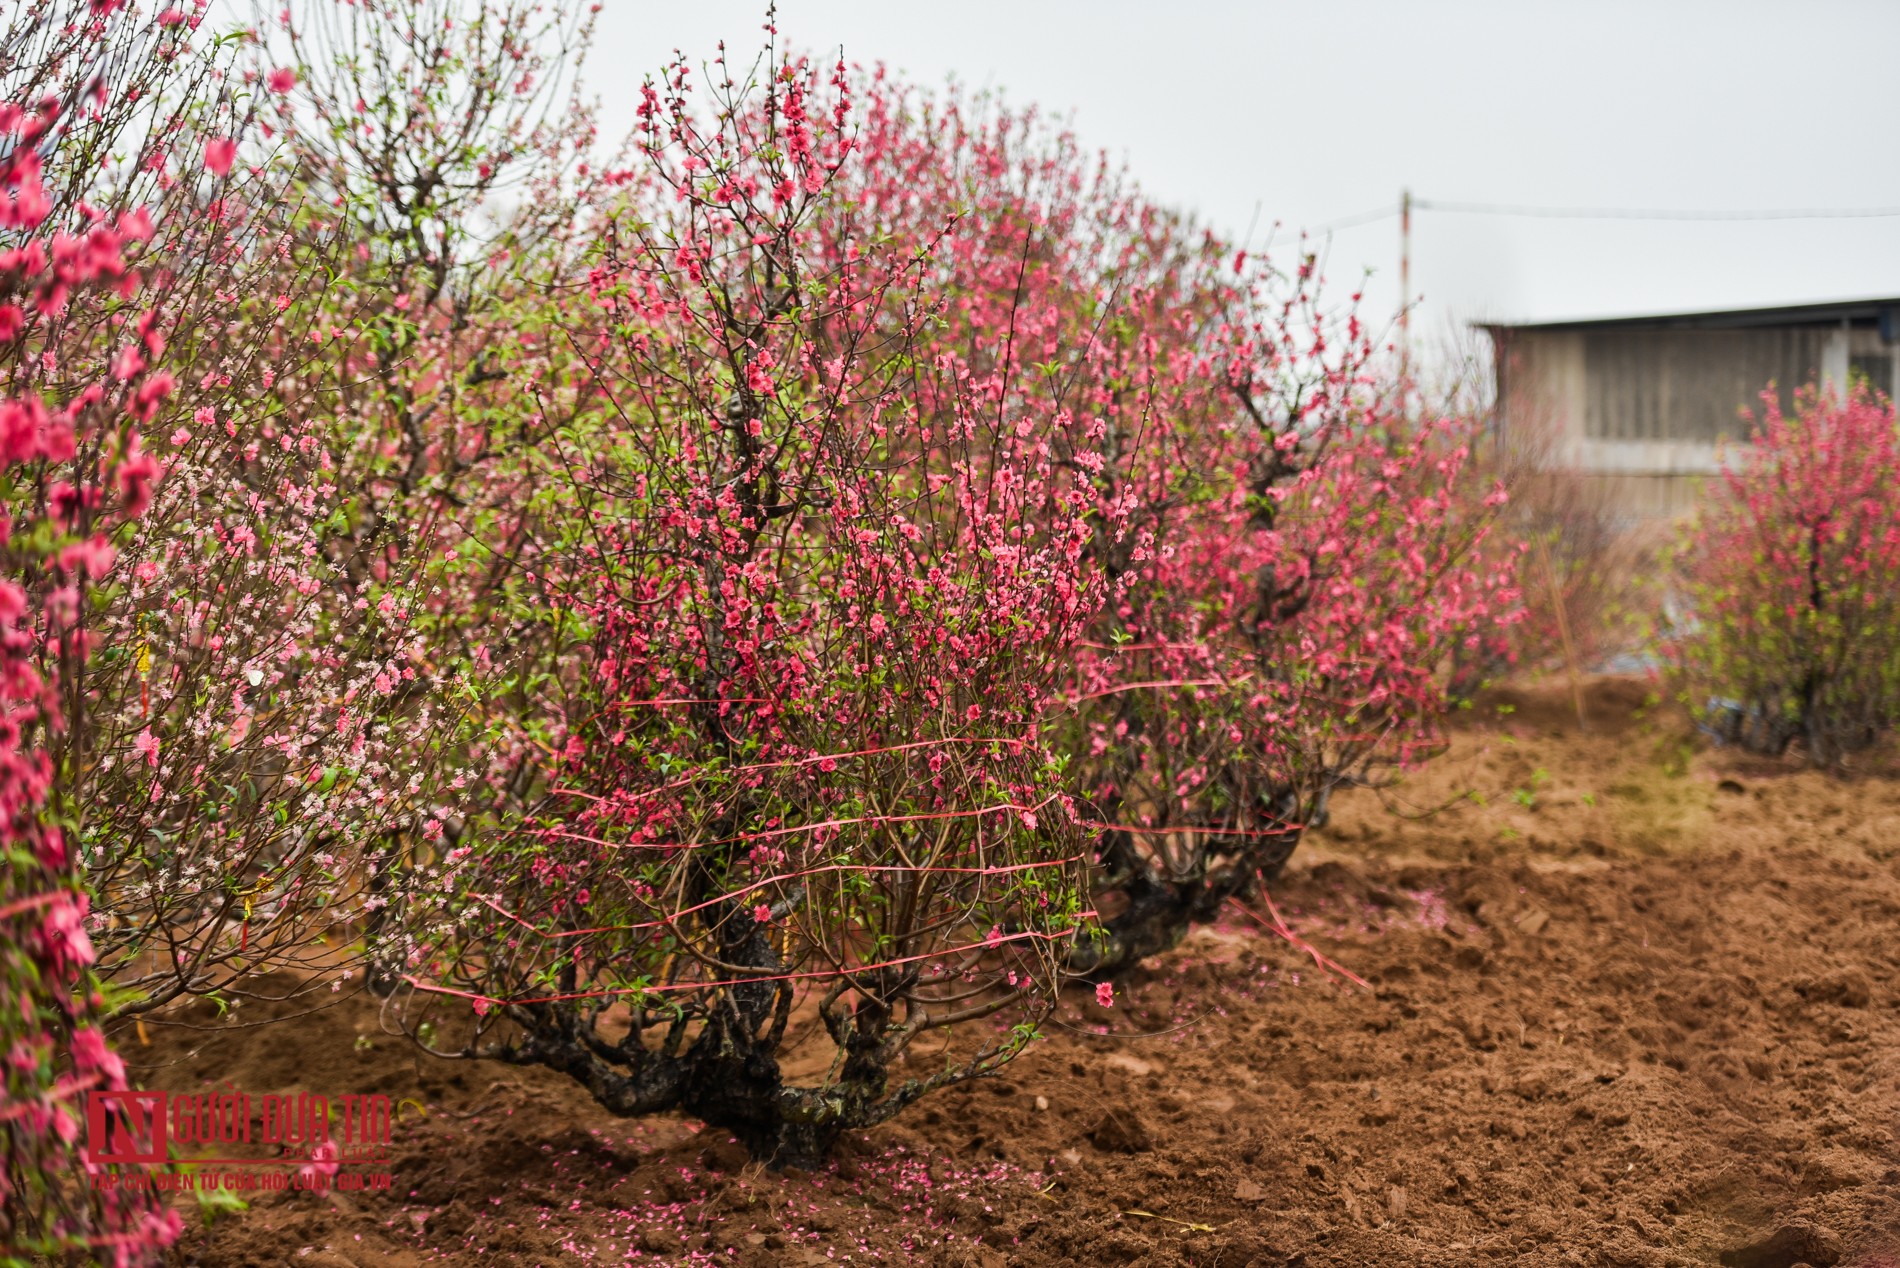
[1481,298,1900,518]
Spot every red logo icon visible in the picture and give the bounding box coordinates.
[86,1090,168,1165]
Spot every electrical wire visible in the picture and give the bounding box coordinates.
[1304,198,1900,233]
[1416,198,1900,221]
[1309,203,1401,233]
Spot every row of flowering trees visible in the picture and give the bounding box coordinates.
[5,0,1528,1231]
[366,52,1524,1163]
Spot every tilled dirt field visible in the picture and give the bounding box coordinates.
[132,679,1900,1267]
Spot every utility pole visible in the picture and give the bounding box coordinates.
[1398,187,1412,412]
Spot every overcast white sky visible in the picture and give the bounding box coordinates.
[584,0,1900,352]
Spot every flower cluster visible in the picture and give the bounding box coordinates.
[386,46,1103,1168]
[1676,385,1900,765]
[0,3,197,1258]
[814,76,1523,972]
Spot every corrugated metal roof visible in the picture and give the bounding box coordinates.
[1478,296,1900,333]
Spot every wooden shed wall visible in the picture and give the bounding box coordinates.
[1580,328,1830,443]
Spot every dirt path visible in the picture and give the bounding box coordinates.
[133,680,1900,1267]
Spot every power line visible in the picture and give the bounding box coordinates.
[1310,203,1400,233]
[1417,198,1900,221]
[1305,198,1900,232]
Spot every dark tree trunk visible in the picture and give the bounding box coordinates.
[674,1039,837,1169]
[1072,823,1304,978]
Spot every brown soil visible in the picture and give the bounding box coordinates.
[129,678,1900,1267]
